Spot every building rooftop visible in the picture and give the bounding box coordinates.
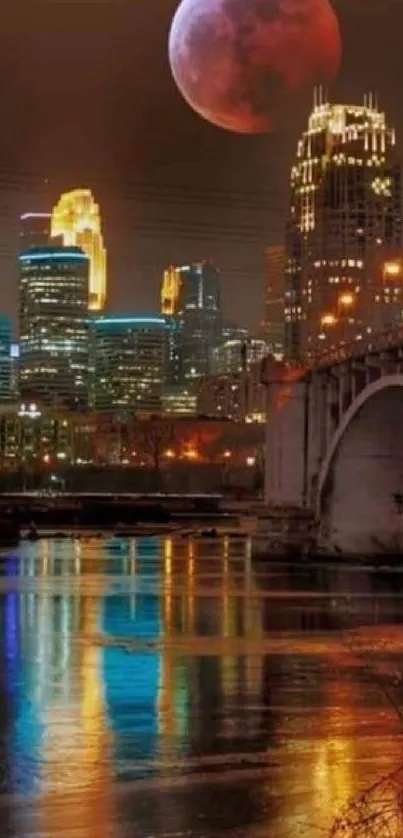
[19,246,89,262]
[92,315,168,332]
[20,212,52,220]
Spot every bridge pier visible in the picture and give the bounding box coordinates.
[264,366,330,511]
[264,375,308,508]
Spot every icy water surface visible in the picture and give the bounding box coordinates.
[1,536,403,836]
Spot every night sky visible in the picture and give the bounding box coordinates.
[0,0,402,331]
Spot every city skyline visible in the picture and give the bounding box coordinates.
[13,215,267,416]
[0,1,401,329]
[16,202,253,338]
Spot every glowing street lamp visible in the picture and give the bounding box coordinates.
[338,292,354,308]
[320,313,337,327]
[383,261,401,279]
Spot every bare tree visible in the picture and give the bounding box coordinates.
[328,628,403,836]
[134,420,175,476]
[330,767,403,837]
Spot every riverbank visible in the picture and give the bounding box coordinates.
[0,492,247,526]
[0,520,255,547]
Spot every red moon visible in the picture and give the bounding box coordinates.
[168,0,342,133]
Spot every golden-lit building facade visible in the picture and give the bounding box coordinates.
[161,265,181,315]
[285,92,402,362]
[51,189,107,311]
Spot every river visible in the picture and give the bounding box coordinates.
[0,535,403,837]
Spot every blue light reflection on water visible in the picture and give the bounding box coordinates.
[4,555,43,796]
[102,537,163,775]
[0,536,192,795]
[5,558,19,669]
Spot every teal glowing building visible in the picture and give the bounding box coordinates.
[91,315,169,414]
[19,246,90,409]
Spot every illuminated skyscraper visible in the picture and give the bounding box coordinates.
[92,316,169,414]
[285,92,402,362]
[176,261,222,382]
[161,266,181,316]
[19,247,90,409]
[161,261,223,385]
[51,189,107,311]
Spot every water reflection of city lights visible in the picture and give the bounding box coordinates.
[4,536,403,838]
[187,539,195,631]
[223,542,230,639]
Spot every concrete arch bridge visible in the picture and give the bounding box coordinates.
[264,344,403,555]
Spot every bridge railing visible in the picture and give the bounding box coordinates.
[313,323,403,370]
[260,323,403,383]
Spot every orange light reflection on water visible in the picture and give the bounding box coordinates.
[257,663,403,837]
[34,546,116,838]
[158,537,175,751]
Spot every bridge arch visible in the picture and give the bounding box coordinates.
[316,373,403,517]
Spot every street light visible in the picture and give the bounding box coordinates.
[339,292,355,307]
[383,261,401,279]
[321,313,337,327]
